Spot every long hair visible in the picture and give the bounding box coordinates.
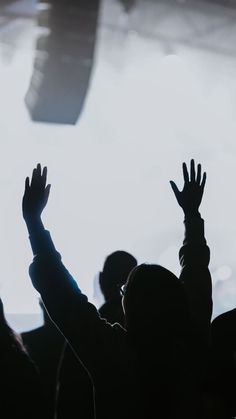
[123,264,191,347]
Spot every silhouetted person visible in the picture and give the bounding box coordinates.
[22,299,65,419]
[203,309,236,418]
[56,251,136,419]
[0,297,43,419]
[22,161,212,419]
[98,251,137,326]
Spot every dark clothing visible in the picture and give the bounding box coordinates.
[22,323,65,419]
[212,308,236,351]
[99,297,125,326]
[57,264,128,419]
[206,309,236,418]
[56,342,94,419]
[0,336,43,419]
[28,216,212,419]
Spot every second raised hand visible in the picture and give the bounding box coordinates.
[170,159,206,217]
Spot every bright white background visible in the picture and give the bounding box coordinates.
[1,0,236,330]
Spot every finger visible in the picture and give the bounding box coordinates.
[182,162,189,183]
[201,172,206,190]
[196,163,201,185]
[170,181,180,198]
[42,167,47,189]
[190,159,195,182]
[30,168,37,188]
[37,163,41,175]
[32,164,42,188]
[44,184,51,204]
[25,177,30,191]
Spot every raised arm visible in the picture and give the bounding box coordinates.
[22,164,79,326]
[22,163,55,255]
[22,165,125,375]
[170,159,212,342]
[23,164,50,231]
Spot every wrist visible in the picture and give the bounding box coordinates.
[183,210,201,218]
[24,214,41,225]
[24,215,44,234]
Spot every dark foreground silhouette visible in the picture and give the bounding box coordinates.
[0,298,44,419]
[22,299,65,419]
[22,161,212,419]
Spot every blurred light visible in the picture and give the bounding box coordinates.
[215,265,232,282]
[37,3,52,12]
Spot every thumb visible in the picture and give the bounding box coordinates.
[44,184,51,204]
[170,181,180,199]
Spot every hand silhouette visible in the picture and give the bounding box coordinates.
[22,164,51,221]
[170,159,206,217]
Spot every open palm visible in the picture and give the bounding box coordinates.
[22,164,51,221]
[170,159,206,216]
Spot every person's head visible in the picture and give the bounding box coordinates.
[99,251,137,301]
[122,264,190,343]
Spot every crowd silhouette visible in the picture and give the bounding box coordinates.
[0,159,235,418]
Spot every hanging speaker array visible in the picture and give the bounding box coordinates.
[25,0,99,125]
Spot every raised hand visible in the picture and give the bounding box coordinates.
[22,164,51,221]
[170,159,206,217]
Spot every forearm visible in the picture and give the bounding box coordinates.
[29,243,89,349]
[24,218,87,345]
[25,218,75,328]
[183,212,205,244]
[29,251,117,374]
[179,214,212,338]
[24,215,57,256]
[25,215,44,236]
